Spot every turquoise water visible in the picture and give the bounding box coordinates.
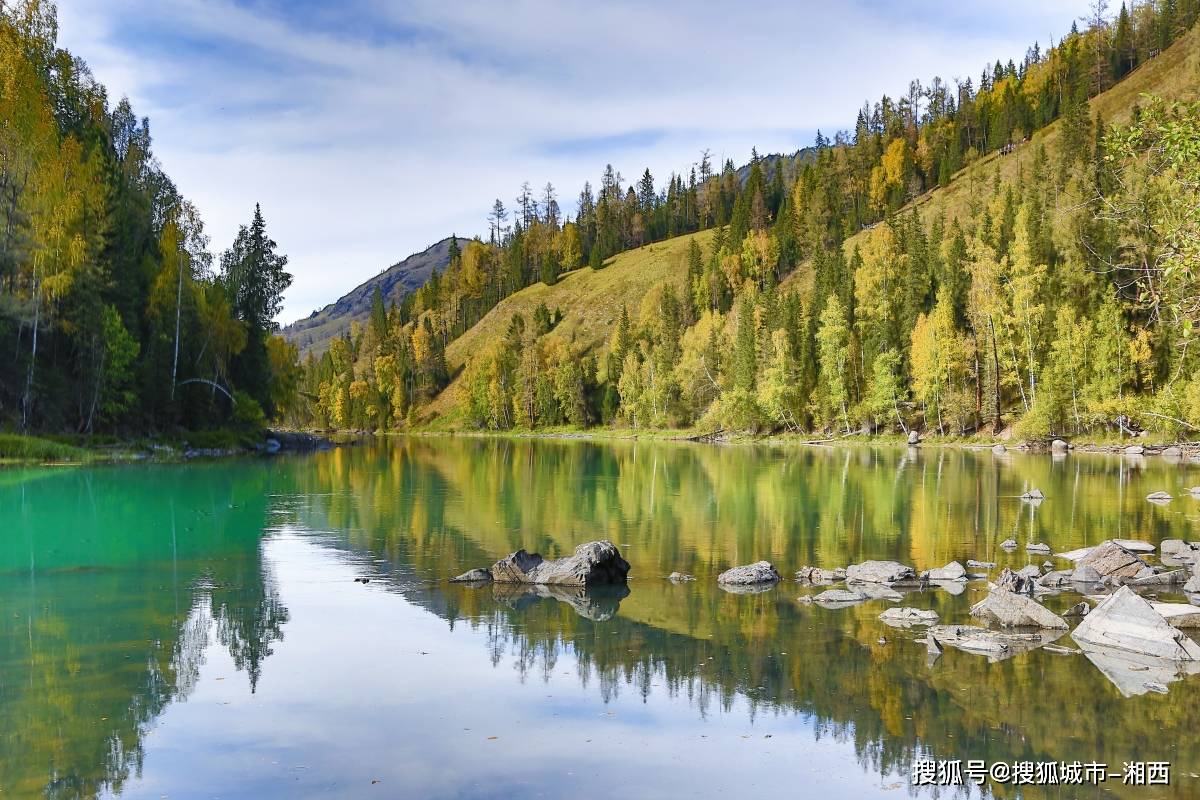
[2,440,1199,798]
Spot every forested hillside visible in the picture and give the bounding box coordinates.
[296,3,1200,440]
[0,1,297,436]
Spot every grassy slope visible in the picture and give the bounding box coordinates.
[423,25,1200,426]
[782,23,1200,293]
[422,228,715,423]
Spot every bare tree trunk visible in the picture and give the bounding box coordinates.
[22,276,39,429]
[171,258,183,399]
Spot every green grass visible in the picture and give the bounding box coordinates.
[0,433,89,462]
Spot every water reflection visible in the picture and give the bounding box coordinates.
[2,441,1199,798]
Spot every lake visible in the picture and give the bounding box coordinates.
[2,439,1199,799]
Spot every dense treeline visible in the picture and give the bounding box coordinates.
[0,1,297,436]
[299,3,1200,439]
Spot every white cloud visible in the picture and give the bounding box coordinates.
[55,0,1087,323]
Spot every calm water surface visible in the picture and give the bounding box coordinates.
[2,440,1200,799]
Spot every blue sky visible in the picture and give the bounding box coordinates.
[57,0,1086,323]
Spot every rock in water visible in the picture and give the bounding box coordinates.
[928,625,1062,662]
[924,561,966,582]
[1074,540,1147,582]
[1146,491,1173,503]
[1021,488,1045,500]
[970,588,1069,629]
[1051,439,1069,452]
[668,572,696,582]
[992,444,1007,454]
[1161,446,1183,459]
[879,607,940,627]
[1025,542,1052,553]
[1124,444,1145,455]
[1150,602,1200,629]
[1070,586,1200,661]
[450,568,493,583]
[995,567,1034,595]
[1064,602,1090,617]
[490,540,631,586]
[845,560,917,585]
[717,561,781,586]
[907,430,921,445]
[1000,538,1018,550]
[812,588,868,606]
[1186,573,1200,593]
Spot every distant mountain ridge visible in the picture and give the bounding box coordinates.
[283,236,468,356]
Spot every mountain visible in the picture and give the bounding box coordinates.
[283,236,468,356]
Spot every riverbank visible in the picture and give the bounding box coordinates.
[0,429,338,465]
[393,425,1200,458]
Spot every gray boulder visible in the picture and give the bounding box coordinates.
[1113,539,1156,553]
[1072,564,1103,583]
[794,566,846,583]
[1125,444,1145,455]
[1128,569,1188,587]
[717,561,781,586]
[1021,488,1045,500]
[970,588,1069,629]
[924,561,966,582]
[1185,573,1200,593]
[1025,542,1052,553]
[967,559,996,569]
[992,444,1007,454]
[1071,586,1200,661]
[1161,446,1183,459]
[846,560,917,585]
[450,568,493,583]
[1000,538,1018,550]
[908,430,921,445]
[1064,602,1090,617]
[490,540,631,586]
[1051,439,1069,452]
[1074,540,1147,582]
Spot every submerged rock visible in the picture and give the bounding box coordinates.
[970,587,1068,629]
[668,572,696,582]
[490,540,631,586]
[1113,539,1156,553]
[450,568,493,583]
[967,559,996,569]
[1071,586,1200,661]
[845,560,917,585]
[879,607,940,627]
[1146,491,1173,503]
[812,588,868,606]
[717,561,781,586]
[928,624,1063,662]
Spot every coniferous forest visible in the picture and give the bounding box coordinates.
[0,1,297,439]
[3,0,1200,443]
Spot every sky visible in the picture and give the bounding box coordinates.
[55,0,1087,325]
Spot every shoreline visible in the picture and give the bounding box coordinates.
[6,425,1198,465]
